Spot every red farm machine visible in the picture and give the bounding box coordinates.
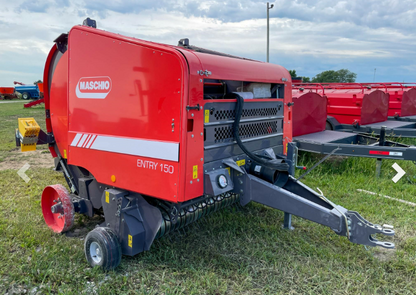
[16,19,395,270]
[0,87,18,100]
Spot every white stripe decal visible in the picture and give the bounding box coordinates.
[77,134,88,147]
[86,135,96,148]
[389,152,403,156]
[70,133,82,146]
[82,134,91,148]
[90,135,179,162]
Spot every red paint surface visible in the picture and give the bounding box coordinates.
[44,25,291,203]
[293,83,389,125]
[292,90,327,136]
[41,184,74,233]
[369,151,389,155]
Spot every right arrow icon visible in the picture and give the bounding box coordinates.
[392,163,406,183]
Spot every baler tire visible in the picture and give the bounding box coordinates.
[22,92,30,100]
[84,227,122,271]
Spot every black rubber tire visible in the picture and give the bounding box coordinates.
[325,121,333,130]
[84,227,122,270]
[22,92,30,100]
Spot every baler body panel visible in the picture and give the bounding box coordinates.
[49,26,192,203]
[173,49,205,202]
[49,51,69,158]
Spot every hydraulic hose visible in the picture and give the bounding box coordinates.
[233,93,289,171]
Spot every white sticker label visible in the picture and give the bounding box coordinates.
[389,152,403,156]
[75,76,112,99]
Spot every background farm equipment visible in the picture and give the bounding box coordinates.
[14,81,42,100]
[294,83,416,139]
[291,88,416,167]
[16,19,395,270]
[0,87,18,100]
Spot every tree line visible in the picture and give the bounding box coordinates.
[289,69,357,83]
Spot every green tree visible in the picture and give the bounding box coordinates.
[288,70,311,82]
[34,80,42,85]
[301,76,311,83]
[311,69,356,83]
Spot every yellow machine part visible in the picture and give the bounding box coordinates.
[18,118,40,152]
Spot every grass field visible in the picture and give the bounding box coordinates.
[1,102,416,294]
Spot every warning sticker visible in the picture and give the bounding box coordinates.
[205,110,210,123]
[369,151,403,157]
[128,235,132,248]
[105,191,109,203]
[193,165,198,179]
[236,159,246,166]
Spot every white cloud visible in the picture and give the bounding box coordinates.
[0,0,415,86]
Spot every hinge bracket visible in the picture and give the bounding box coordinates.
[186,104,200,111]
[197,70,212,77]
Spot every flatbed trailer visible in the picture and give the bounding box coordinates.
[292,90,416,160]
[293,83,416,139]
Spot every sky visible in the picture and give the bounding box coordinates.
[0,0,415,86]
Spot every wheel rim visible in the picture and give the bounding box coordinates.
[41,184,74,233]
[90,241,103,264]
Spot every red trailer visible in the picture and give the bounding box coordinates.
[377,83,416,118]
[294,83,416,138]
[291,88,416,162]
[294,83,389,126]
[0,87,17,100]
[16,19,394,270]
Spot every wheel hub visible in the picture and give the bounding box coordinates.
[90,241,102,264]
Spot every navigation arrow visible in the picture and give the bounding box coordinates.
[17,163,31,183]
[392,163,405,183]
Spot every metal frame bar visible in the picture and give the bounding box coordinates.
[328,116,416,139]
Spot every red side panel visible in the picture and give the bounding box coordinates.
[360,90,389,125]
[49,51,69,158]
[66,26,187,202]
[401,88,416,117]
[174,50,204,202]
[292,91,327,137]
[0,87,14,94]
[326,89,388,125]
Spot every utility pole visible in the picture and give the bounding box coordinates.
[373,68,376,82]
[267,2,274,63]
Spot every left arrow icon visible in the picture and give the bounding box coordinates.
[392,163,405,183]
[17,163,31,183]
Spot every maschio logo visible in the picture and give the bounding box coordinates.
[75,76,112,99]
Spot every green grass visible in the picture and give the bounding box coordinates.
[1,102,416,294]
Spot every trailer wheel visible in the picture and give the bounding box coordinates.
[41,184,74,233]
[325,121,333,130]
[84,227,122,270]
[22,92,30,100]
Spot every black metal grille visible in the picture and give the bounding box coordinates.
[214,120,279,142]
[213,107,279,121]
